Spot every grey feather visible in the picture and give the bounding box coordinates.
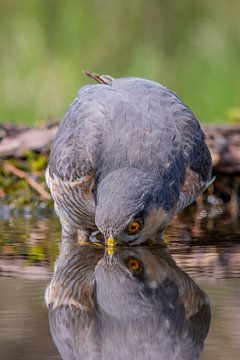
[47,75,213,243]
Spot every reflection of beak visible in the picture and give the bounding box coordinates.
[107,237,116,256]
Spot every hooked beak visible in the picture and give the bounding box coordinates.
[106,237,116,256]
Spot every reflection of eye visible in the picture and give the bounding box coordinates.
[125,219,143,235]
[126,257,143,274]
[96,232,103,240]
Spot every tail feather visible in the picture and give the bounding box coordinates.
[84,70,113,85]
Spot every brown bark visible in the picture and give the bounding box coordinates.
[204,125,240,173]
[0,123,58,158]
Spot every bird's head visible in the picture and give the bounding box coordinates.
[95,168,171,245]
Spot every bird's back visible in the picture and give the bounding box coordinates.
[50,77,210,177]
[48,76,212,228]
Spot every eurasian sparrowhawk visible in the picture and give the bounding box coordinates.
[46,73,213,246]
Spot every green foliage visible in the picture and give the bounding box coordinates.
[227,107,240,124]
[0,156,50,208]
[0,0,239,124]
[24,150,48,171]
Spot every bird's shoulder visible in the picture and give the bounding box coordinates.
[121,77,212,183]
[48,84,113,181]
[49,76,211,185]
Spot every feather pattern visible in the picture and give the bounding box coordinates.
[47,75,213,235]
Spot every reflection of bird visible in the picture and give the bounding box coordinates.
[47,72,213,245]
[46,243,211,360]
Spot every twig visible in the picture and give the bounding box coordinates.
[3,161,51,201]
[0,187,5,198]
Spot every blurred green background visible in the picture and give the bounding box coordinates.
[0,0,240,125]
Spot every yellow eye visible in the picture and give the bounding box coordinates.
[125,219,143,235]
[126,257,143,274]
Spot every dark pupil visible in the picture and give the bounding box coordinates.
[131,224,137,230]
[131,261,137,267]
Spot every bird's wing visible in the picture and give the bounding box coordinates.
[181,287,211,360]
[110,76,213,210]
[46,246,103,360]
[168,255,211,359]
[116,77,214,212]
[174,170,215,214]
[172,104,214,213]
[47,84,113,227]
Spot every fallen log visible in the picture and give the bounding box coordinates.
[0,123,58,158]
[204,125,240,174]
[0,123,239,174]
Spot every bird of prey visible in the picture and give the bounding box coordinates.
[46,72,213,245]
[46,243,211,360]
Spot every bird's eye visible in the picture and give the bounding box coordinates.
[125,219,143,235]
[126,257,143,274]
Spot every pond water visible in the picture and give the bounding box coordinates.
[0,201,239,360]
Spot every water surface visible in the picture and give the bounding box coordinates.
[0,202,239,359]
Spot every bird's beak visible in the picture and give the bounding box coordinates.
[106,237,116,256]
